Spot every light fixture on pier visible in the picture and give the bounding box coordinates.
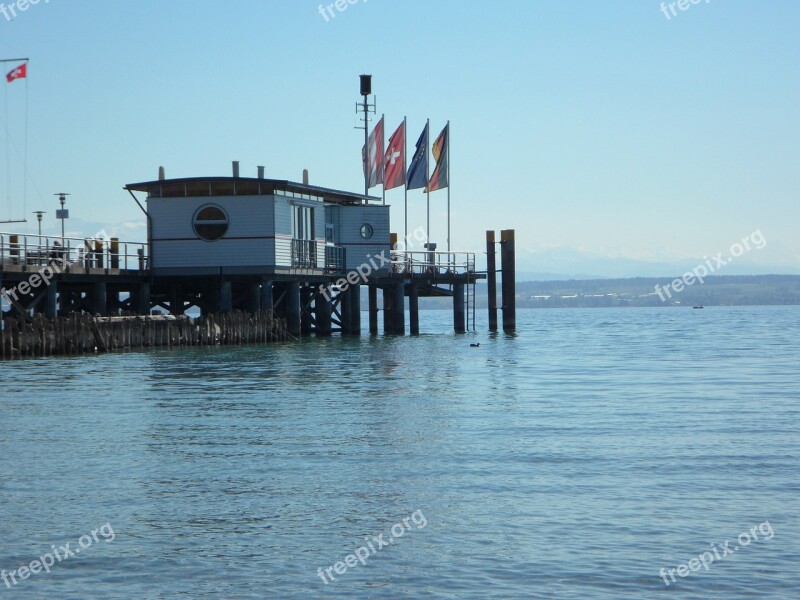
[54,193,70,241]
[32,210,46,237]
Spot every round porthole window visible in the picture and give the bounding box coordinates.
[193,205,229,241]
[360,223,374,239]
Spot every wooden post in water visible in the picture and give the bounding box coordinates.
[317,287,332,336]
[368,285,378,334]
[453,283,465,333]
[409,283,419,335]
[391,281,405,335]
[349,284,362,335]
[500,229,516,332]
[486,230,498,331]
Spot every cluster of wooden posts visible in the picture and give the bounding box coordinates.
[0,310,290,360]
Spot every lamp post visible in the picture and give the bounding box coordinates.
[54,193,70,242]
[356,75,375,200]
[32,211,45,237]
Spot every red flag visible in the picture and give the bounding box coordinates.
[6,63,27,83]
[383,121,405,190]
[427,123,449,192]
[362,117,384,188]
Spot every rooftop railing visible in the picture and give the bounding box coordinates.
[0,232,149,272]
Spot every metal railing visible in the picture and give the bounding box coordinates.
[325,245,345,271]
[389,251,477,277]
[291,239,317,268]
[0,232,149,272]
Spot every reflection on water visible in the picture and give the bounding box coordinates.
[1,307,799,598]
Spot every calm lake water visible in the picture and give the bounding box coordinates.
[1,306,798,599]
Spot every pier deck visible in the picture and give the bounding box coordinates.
[2,232,486,335]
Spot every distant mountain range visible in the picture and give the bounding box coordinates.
[513,245,800,280]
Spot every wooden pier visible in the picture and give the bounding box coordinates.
[0,173,515,358]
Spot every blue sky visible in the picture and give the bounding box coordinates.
[1,0,798,276]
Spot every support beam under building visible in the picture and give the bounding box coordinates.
[301,286,314,335]
[316,288,332,336]
[134,282,151,315]
[245,282,261,313]
[287,281,301,336]
[261,280,273,312]
[45,282,58,319]
[219,281,232,314]
[92,282,107,315]
[170,284,185,315]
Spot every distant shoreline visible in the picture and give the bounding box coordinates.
[419,275,800,310]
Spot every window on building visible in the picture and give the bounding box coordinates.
[193,205,229,241]
[360,223,374,239]
[293,205,314,240]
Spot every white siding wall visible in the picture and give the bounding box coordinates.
[148,195,275,268]
[314,203,326,269]
[274,196,293,266]
[273,195,326,268]
[332,205,391,271]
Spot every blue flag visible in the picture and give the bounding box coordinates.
[406,123,429,190]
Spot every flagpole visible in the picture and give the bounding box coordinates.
[381,113,385,205]
[425,118,430,249]
[447,120,451,253]
[403,116,408,246]
[2,58,29,224]
[363,93,370,198]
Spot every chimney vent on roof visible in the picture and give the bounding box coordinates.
[257,165,265,179]
[303,169,309,185]
[232,161,240,178]
[158,166,165,181]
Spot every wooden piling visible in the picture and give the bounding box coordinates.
[409,283,419,335]
[368,285,379,334]
[500,229,516,332]
[453,283,465,333]
[486,230,498,331]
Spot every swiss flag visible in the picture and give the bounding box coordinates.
[6,63,27,83]
[383,121,406,190]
